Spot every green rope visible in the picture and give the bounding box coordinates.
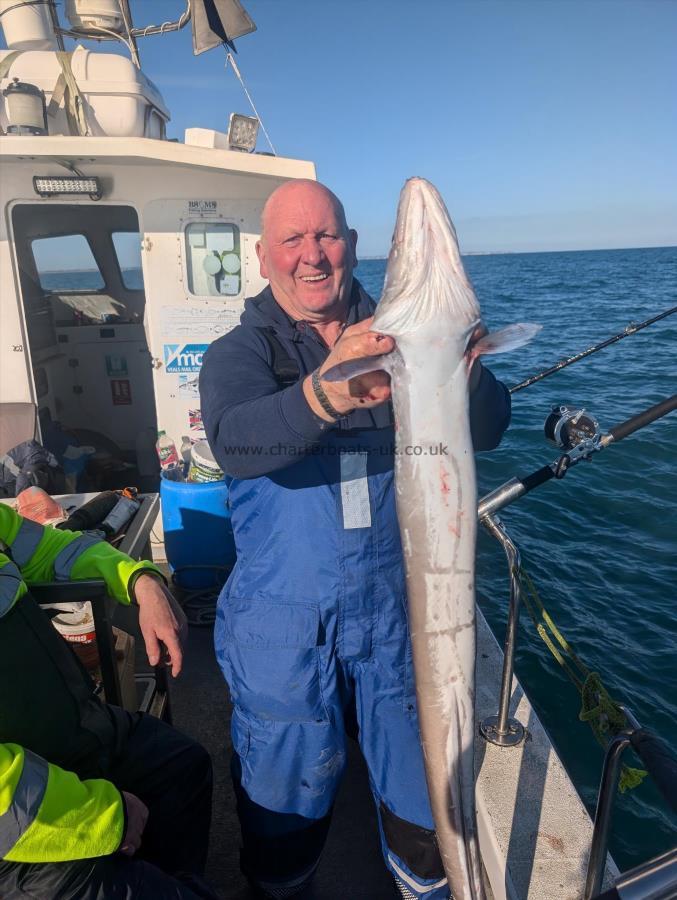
[516,566,647,793]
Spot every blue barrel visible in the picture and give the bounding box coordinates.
[160,474,236,589]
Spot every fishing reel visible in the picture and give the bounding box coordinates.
[544,405,603,477]
[545,405,601,450]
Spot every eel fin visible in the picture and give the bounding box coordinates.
[322,352,394,383]
[473,323,541,356]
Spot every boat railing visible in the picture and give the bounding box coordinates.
[584,708,677,899]
[476,396,677,899]
[602,846,677,900]
[480,509,677,898]
[478,513,526,748]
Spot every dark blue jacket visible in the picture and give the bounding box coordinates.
[199,279,511,480]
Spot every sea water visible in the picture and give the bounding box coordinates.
[358,246,676,871]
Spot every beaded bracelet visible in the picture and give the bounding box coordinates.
[311,368,343,421]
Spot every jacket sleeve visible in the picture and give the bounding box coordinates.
[200,327,512,479]
[468,364,511,451]
[0,503,163,605]
[0,742,124,863]
[200,328,331,480]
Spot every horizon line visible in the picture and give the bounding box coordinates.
[39,244,676,274]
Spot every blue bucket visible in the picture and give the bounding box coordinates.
[160,473,236,590]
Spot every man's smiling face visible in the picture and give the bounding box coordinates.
[256,180,358,322]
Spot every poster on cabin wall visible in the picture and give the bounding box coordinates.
[178,374,200,399]
[159,306,242,339]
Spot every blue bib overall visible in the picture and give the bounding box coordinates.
[216,423,448,898]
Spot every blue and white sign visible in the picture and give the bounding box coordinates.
[164,343,208,373]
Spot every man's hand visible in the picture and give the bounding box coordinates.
[133,574,188,677]
[304,317,395,420]
[119,791,149,856]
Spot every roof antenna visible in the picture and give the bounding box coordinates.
[224,49,276,156]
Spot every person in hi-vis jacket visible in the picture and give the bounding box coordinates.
[0,502,218,900]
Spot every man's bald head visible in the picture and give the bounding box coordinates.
[260,179,350,241]
[256,179,358,323]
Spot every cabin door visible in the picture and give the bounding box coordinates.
[11,203,159,491]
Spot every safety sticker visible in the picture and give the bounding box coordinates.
[164,344,208,373]
[111,379,132,406]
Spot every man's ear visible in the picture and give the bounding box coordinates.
[349,229,358,269]
[255,239,268,279]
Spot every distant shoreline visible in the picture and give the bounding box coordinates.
[360,244,676,260]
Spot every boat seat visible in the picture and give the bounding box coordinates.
[29,579,172,722]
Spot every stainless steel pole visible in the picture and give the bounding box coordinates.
[584,731,632,899]
[479,514,526,748]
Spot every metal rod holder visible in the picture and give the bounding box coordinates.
[479,514,526,748]
[584,730,633,899]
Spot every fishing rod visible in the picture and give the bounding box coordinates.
[510,305,677,394]
[477,394,675,751]
[478,394,677,520]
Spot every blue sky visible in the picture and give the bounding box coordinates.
[5,0,676,255]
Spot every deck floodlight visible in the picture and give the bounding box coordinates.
[227,113,259,152]
[33,176,102,200]
[3,80,47,136]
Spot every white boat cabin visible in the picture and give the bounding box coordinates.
[0,1,314,480]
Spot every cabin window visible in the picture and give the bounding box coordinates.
[32,234,105,292]
[184,222,242,297]
[112,231,143,290]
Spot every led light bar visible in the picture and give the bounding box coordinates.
[227,113,259,153]
[33,176,102,199]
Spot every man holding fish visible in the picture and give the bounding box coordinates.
[201,178,516,899]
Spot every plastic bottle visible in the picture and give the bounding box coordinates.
[180,436,192,474]
[163,462,185,483]
[156,431,180,470]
